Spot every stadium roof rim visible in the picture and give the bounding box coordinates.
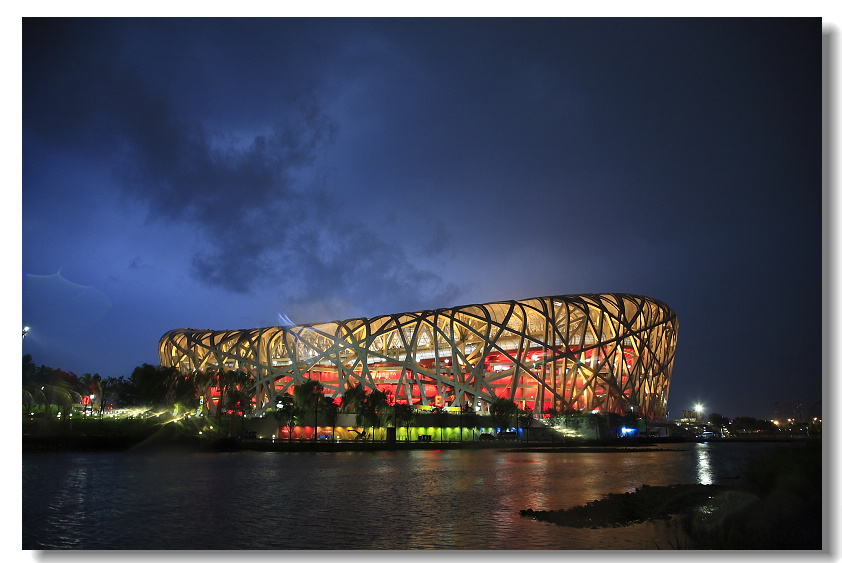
[161,293,676,334]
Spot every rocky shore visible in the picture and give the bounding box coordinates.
[520,440,822,549]
[520,483,728,528]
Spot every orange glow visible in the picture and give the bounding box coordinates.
[160,294,677,420]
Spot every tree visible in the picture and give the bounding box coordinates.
[371,389,389,440]
[35,365,56,388]
[319,395,340,441]
[295,380,324,441]
[40,385,54,419]
[341,382,367,414]
[222,371,254,436]
[226,386,249,414]
[30,386,47,414]
[431,406,447,442]
[22,354,37,385]
[163,366,197,414]
[273,392,299,442]
[708,412,727,426]
[756,419,777,432]
[96,375,115,417]
[213,369,239,420]
[76,373,95,409]
[52,387,73,422]
[544,406,562,441]
[41,376,76,420]
[460,402,479,441]
[74,373,107,417]
[112,376,140,407]
[192,369,215,415]
[130,364,169,408]
[491,397,517,434]
[358,389,387,440]
[22,389,34,414]
[356,401,375,440]
[394,403,415,442]
[734,416,760,433]
[67,390,82,417]
[518,407,534,443]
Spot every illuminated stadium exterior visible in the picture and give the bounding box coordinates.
[159,293,678,421]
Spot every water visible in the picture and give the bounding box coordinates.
[22,442,778,550]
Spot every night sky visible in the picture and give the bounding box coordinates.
[21,18,823,420]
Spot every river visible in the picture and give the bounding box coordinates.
[22,441,779,550]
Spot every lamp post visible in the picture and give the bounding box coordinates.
[694,403,704,437]
[22,326,29,340]
[390,392,397,442]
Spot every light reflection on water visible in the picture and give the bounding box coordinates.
[23,442,777,550]
[695,443,713,484]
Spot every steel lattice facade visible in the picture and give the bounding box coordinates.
[159,293,678,420]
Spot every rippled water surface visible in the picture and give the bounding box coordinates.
[23,442,777,549]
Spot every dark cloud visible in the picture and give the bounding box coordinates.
[23,18,464,313]
[22,18,822,419]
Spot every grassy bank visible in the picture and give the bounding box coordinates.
[23,414,815,454]
[22,432,684,453]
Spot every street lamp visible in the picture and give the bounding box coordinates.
[22,326,30,339]
[694,404,704,427]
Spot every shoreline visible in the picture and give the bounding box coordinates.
[519,440,821,549]
[22,433,816,454]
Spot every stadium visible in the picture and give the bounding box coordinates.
[159,293,678,425]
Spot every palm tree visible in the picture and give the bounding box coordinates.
[76,373,96,415]
[193,369,216,416]
[97,376,119,418]
[295,380,324,441]
[341,382,369,438]
[68,390,82,418]
[214,369,237,420]
[92,374,103,418]
[367,389,388,440]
